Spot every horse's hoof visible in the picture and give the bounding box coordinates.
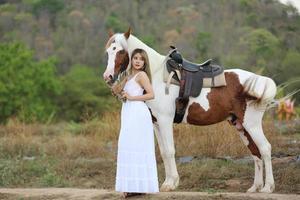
[259,184,275,193]
[160,176,179,192]
[247,184,263,193]
[160,184,172,192]
[247,185,257,193]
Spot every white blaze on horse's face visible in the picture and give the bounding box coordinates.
[103,40,124,82]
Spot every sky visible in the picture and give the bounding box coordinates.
[278,0,300,12]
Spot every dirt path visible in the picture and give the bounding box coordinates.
[0,188,299,200]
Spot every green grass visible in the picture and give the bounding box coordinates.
[0,157,68,187]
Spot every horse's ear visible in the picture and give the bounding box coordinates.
[108,29,114,38]
[124,27,131,39]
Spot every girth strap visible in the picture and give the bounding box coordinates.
[173,71,188,123]
[165,70,181,95]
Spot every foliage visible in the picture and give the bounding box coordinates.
[276,51,300,101]
[0,0,300,122]
[30,0,64,16]
[280,51,300,81]
[0,3,16,12]
[246,29,279,57]
[196,32,212,58]
[56,65,119,122]
[140,35,156,48]
[105,12,127,33]
[0,42,61,123]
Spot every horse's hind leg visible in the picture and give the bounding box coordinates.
[242,105,275,193]
[154,116,179,191]
[237,127,264,192]
[231,118,263,192]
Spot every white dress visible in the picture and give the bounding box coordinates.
[115,72,159,193]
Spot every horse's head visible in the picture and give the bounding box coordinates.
[103,28,131,86]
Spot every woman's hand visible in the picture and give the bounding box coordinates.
[121,91,133,100]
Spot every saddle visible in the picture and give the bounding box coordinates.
[165,46,226,123]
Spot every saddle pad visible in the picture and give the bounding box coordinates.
[203,74,227,88]
[163,65,226,88]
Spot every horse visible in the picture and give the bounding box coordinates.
[103,28,277,193]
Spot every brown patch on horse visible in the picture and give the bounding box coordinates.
[114,50,129,75]
[186,72,262,158]
[108,29,114,38]
[124,27,131,39]
[243,129,262,159]
[148,108,157,123]
[186,72,247,125]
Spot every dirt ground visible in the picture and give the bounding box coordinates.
[0,188,299,200]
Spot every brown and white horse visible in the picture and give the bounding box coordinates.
[103,29,277,193]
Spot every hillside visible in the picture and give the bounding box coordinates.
[0,0,300,121]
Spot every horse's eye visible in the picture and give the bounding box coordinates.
[113,47,116,50]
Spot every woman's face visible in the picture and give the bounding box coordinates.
[131,53,145,70]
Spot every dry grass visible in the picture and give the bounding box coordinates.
[0,113,299,193]
[173,122,248,158]
[172,119,285,158]
[0,112,291,160]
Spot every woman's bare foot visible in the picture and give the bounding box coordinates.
[122,192,145,198]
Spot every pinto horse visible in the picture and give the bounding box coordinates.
[103,29,276,193]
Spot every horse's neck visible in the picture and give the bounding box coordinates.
[127,36,165,78]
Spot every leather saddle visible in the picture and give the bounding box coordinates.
[166,46,224,123]
[167,47,223,81]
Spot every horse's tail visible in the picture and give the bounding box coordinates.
[243,75,277,108]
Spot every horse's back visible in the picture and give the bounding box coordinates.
[225,69,277,105]
[225,69,255,85]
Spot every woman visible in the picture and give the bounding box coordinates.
[115,48,159,198]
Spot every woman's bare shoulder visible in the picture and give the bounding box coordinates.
[137,71,149,80]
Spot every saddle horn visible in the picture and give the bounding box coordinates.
[169,46,183,63]
[170,45,177,50]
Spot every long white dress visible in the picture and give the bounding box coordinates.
[115,72,159,193]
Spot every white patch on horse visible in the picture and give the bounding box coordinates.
[115,33,128,51]
[225,69,254,85]
[239,131,249,146]
[182,88,211,123]
[226,69,276,106]
[103,39,124,79]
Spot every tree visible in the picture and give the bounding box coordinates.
[0,42,61,123]
[195,31,212,59]
[31,0,64,17]
[56,65,119,121]
[278,51,300,103]
[105,13,127,33]
[244,29,279,59]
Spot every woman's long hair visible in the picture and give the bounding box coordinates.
[129,48,152,82]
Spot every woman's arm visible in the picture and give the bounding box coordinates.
[122,72,154,101]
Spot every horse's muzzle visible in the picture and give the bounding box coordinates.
[104,75,114,87]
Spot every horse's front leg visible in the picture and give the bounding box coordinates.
[154,116,179,191]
